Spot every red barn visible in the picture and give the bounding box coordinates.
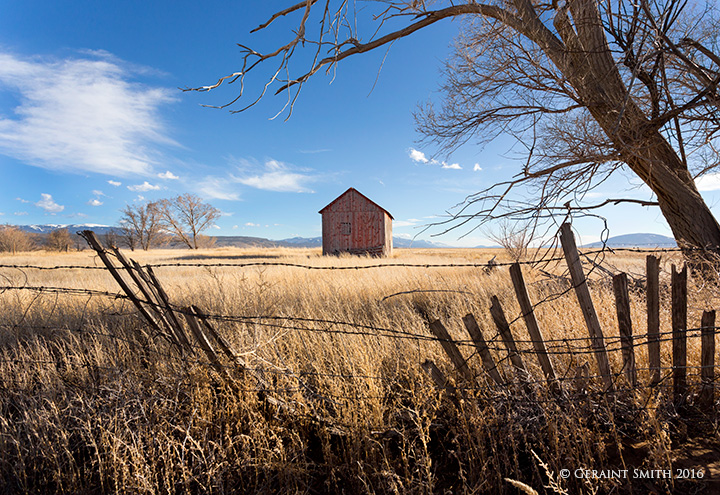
[319,188,393,257]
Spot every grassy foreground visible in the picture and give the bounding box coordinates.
[0,246,718,494]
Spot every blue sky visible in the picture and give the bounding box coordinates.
[1,1,717,247]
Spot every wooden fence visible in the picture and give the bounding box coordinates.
[420,223,716,408]
[79,223,717,413]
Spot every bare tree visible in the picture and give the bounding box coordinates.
[488,220,531,262]
[188,0,720,255]
[154,194,220,249]
[0,225,34,254]
[118,202,164,251]
[46,228,72,252]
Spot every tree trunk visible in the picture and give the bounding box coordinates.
[540,0,720,254]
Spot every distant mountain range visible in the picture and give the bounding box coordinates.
[13,224,451,249]
[582,233,677,248]
[10,224,678,250]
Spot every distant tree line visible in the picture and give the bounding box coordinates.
[0,194,220,254]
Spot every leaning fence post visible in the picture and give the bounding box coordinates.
[461,314,504,386]
[428,320,475,383]
[646,255,661,386]
[700,310,716,409]
[80,230,164,337]
[421,360,457,395]
[559,223,614,392]
[613,272,637,388]
[509,263,559,392]
[489,296,528,382]
[671,264,688,404]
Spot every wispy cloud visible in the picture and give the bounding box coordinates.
[127,181,160,192]
[14,211,28,216]
[158,170,179,180]
[15,197,29,203]
[108,180,122,187]
[233,159,316,193]
[0,51,177,177]
[197,177,241,201]
[394,219,420,228]
[35,193,64,213]
[408,148,429,163]
[245,222,260,227]
[87,198,103,206]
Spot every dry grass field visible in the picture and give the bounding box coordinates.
[0,245,718,494]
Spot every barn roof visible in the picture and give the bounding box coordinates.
[319,187,394,220]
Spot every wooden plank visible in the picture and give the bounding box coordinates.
[80,230,164,336]
[428,320,475,382]
[672,264,688,404]
[509,263,559,391]
[183,306,234,382]
[420,360,457,395]
[145,265,194,352]
[559,223,614,391]
[489,295,528,378]
[613,272,637,387]
[461,314,504,386]
[700,310,716,409]
[646,255,661,386]
[110,247,180,347]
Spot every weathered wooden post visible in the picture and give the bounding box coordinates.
[613,273,637,387]
[462,314,504,386]
[646,255,661,386]
[559,223,614,392]
[428,320,475,382]
[671,264,688,404]
[699,310,716,409]
[489,295,528,380]
[509,263,559,392]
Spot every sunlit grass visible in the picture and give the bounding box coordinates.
[0,246,715,493]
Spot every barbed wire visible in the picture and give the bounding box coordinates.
[0,244,688,273]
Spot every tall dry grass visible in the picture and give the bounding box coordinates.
[0,246,716,494]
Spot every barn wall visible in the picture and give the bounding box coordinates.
[321,189,391,256]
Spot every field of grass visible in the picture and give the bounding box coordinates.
[0,245,718,494]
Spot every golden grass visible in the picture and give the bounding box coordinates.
[0,246,717,494]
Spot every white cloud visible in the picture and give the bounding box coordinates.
[233,159,316,193]
[87,198,103,207]
[0,51,176,177]
[108,180,122,187]
[35,193,64,213]
[197,177,241,201]
[245,222,260,227]
[14,211,28,216]
[696,173,720,191]
[92,189,105,196]
[127,181,160,192]
[441,162,462,170]
[408,148,429,163]
[158,170,179,180]
[15,197,29,203]
[473,164,482,171]
[232,225,238,229]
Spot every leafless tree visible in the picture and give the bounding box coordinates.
[154,194,220,249]
[488,219,531,262]
[0,225,34,254]
[46,228,72,252]
[118,202,164,251]
[188,0,720,255]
